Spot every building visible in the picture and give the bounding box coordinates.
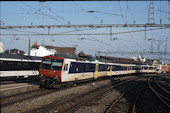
[4,49,25,55]
[30,45,55,57]
[0,41,3,53]
[30,44,76,57]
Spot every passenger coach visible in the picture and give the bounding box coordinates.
[0,53,41,80]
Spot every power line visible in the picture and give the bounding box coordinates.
[38,2,68,24]
[20,2,66,25]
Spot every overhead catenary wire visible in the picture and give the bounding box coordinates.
[20,2,66,25]
[38,2,68,24]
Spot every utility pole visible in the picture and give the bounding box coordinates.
[28,38,30,56]
[164,37,167,53]
[148,0,155,24]
[110,27,112,40]
[126,0,128,25]
[148,39,153,53]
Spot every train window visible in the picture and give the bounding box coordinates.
[41,58,52,69]
[52,59,63,71]
[24,63,28,65]
[0,61,3,64]
[83,64,86,71]
[86,64,92,71]
[112,66,115,71]
[64,64,68,71]
[91,64,95,71]
[90,64,95,72]
[108,66,110,70]
[81,63,94,72]
[17,62,21,65]
[99,65,102,71]
[76,64,79,72]
[8,62,12,64]
[99,64,107,71]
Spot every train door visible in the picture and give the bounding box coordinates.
[61,59,76,82]
[94,64,99,79]
[62,63,69,75]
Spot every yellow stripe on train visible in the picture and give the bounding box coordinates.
[110,66,112,77]
[94,64,99,79]
[147,65,149,73]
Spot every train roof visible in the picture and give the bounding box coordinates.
[47,54,143,65]
[0,53,42,62]
[97,56,146,65]
[43,52,160,66]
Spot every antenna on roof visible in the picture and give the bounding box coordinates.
[41,40,45,45]
[28,38,30,56]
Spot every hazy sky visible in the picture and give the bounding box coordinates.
[0,1,170,64]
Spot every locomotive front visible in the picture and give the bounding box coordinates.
[39,56,64,87]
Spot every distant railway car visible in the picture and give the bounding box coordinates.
[140,65,156,73]
[160,65,170,73]
[39,55,156,88]
[0,53,41,80]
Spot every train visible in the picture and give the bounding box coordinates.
[39,55,157,88]
[157,64,170,73]
[0,53,41,81]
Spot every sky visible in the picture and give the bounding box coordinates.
[0,1,170,64]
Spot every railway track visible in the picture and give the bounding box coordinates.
[2,74,168,113]
[25,77,138,113]
[131,83,147,113]
[0,89,55,107]
[104,78,147,113]
[157,76,170,92]
[148,76,170,108]
[0,75,122,109]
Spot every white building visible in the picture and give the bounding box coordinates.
[0,41,3,53]
[30,45,55,57]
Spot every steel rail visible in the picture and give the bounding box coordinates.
[132,83,147,113]
[155,77,170,94]
[66,77,143,113]
[148,77,170,108]
[26,78,135,113]
[65,80,132,113]
[105,92,126,113]
[105,80,146,113]
[0,89,55,107]
[153,77,170,101]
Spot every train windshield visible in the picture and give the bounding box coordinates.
[41,58,63,71]
[51,59,63,70]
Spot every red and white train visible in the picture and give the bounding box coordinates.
[39,55,157,88]
[157,65,170,73]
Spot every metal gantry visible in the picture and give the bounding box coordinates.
[0,24,170,29]
[97,51,170,56]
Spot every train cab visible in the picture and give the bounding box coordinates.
[39,56,64,86]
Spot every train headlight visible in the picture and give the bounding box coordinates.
[54,76,60,81]
[40,74,44,77]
